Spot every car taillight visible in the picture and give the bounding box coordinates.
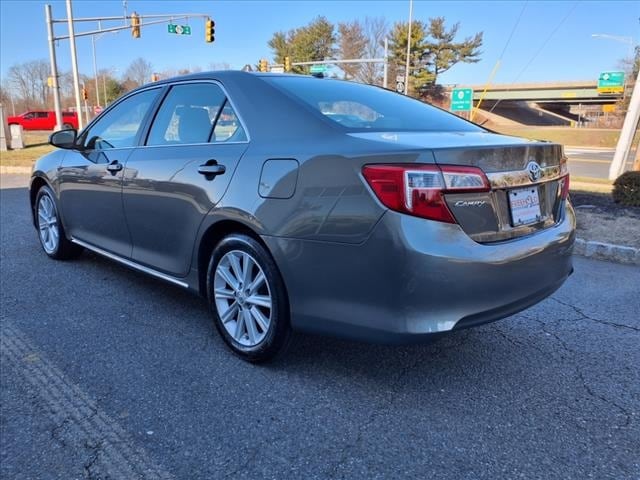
[362,164,490,223]
[560,174,570,200]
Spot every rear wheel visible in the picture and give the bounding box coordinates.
[207,234,291,362]
[35,185,83,260]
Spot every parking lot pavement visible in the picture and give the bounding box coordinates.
[1,174,639,480]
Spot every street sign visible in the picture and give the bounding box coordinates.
[450,88,473,111]
[270,66,285,74]
[395,81,405,93]
[167,24,192,35]
[597,71,625,95]
[94,106,103,115]
[310,65,328,74]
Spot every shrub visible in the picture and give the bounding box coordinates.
[612,171,640,207]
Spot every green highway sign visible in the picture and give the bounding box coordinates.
[597,71,625,95]
[309,65,328,74]
[450,88,473,111]
[167,24,192,35]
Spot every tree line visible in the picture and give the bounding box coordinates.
[267,15,483,101]
[0,57,230,115]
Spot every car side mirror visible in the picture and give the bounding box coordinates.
[49,129,77,150]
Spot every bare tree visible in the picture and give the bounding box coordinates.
[337,21,367,80]
[7,59,50,109]
[208,62,232,71]
[124,57,153,88]
[357,17,388,86]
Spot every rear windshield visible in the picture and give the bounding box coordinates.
[261,76,483,133]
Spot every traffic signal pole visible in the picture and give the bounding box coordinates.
[45,3,212,131]
[45,4,63,131]
[66,0,84,130]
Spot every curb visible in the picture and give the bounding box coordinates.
[0,166,31,174]
[574,238,640,265]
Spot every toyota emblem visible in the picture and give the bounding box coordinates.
[527,161,542,182]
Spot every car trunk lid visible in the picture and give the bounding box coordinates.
[351,131,568,243]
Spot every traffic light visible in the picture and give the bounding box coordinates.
[82,87,88,101]
[205,18,215,43]
[131,12,140,38]
[151,73,160,82]
[284,56,291,72]
[259,59,269,72]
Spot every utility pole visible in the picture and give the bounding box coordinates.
[45,4,63,131]
[66,0,83,130]
[404,0,413,95]
[610,69,640,179]
[383,38,389,89]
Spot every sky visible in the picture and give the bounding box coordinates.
[1,0,639,87]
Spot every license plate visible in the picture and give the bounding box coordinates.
[508,186,541,226]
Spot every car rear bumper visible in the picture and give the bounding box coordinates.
[262,202,576,344]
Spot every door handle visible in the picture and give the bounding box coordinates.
[198,163,226,177]
[106,160,123,173]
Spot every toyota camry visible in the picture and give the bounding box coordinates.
[30,71,575,362]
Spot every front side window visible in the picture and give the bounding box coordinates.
[262,76,484,133]
[147,83,247,145]
[82,88,159,150]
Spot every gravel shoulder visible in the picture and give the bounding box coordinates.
[571,190,640,249]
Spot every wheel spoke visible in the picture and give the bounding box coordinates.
[216,265,239,290]
[246,294,271,309]
[49,226,59,244]
[228,253,244,287]
[220,302,239,324]
[244,309,258,344]
[242,254,253,288]
[214,288,235,300]
[250,306,270,332]
[247,271,265,295]
[233,310,246,340]
[38,211,48,224]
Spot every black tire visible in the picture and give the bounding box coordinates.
[207,234,291,363]
[34,185,83,260]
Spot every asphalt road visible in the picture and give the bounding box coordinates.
[1,174,639,480]
[565,147,635,180]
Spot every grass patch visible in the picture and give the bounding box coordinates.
[1,131,54,167]
[0,144,55,167]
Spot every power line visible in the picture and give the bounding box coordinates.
[498,1,528,62]
[487,1,579,115]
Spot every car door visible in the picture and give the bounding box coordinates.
[122,81,249,276]
[58,87,161,257]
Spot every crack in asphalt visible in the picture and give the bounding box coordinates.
[551,297,640,333]
[325,353,426,479]
[83,439,104,480]
[532,317,633,429]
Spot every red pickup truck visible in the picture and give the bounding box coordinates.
[7,111,79,130]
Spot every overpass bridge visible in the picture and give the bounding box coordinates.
[446,80,626,126]
[453,80,623,104]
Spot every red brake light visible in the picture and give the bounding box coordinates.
[560,174,570,200]
[362,164,490,224]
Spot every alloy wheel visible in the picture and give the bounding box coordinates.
[38,194,59,254]
[213,250,272,347]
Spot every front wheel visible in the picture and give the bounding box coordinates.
[35,185,83,260]
[207,234,291,362]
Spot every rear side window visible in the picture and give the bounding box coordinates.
[262,76,483,133]
[147,83,246,145]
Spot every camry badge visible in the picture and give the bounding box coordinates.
[527,161,542,182]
